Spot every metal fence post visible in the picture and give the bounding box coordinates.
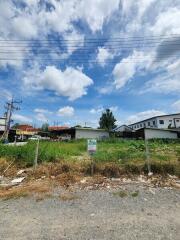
[34,138,39,169]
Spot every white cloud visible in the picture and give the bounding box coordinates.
[23,65,93,100]
[12,16,38,39]
[12,114,33,123]
[90,107,104,114]
[96,47,114,66]
[127,110,166,124]
[110,106,118,112]
[150,7,180,35]
[57,106,74,117]
[34,108,52,114]
[35,113,48,122]
[172,100,180,113]
[0,89,12,101]
[77,0,120,32]
[142,59,180,94]
[113,51,153,89]
[90,106,118,114]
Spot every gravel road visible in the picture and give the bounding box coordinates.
[0,183,180,240]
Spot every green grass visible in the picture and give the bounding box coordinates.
[131,191,139,197]
[0,139,179,176]
[113,190,128,198]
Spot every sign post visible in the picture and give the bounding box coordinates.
[87,139,97,176]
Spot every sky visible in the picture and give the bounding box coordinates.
[0,0,180,127]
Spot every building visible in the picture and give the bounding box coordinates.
[0,117,6,131]
[50,127,109,140]
[113,125,136,138]
[128,113,180,130]
[136,128,179,140]
[48,126,69,131]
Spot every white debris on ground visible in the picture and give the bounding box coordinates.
[17,170,25,176]
[11,177,25,184]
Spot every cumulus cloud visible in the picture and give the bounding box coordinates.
[12,114,33,123]
[34,108,52,114]
[57,106,74,117]
[23,65,93,100]
[35,113,48,122]
[142,59,180,94]
[150,7,180,35]
[113,51,153,89]
[90,107,104,114]
[127,110,166,124]
[77,0,120,32]
[96,47,114,66]
[0,0,121,69]
[90,106,118,114]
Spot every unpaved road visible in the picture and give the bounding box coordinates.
[0,184,180,240]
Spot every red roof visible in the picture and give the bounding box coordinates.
[16,125,39,132]
[48,126,69,131]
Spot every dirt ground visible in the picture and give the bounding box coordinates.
[0,183,180,240]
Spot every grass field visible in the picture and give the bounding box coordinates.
[0,139,180,176]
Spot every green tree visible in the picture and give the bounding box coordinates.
[11,123,20,129]
[41,123,49,132]
[99,109,117,131]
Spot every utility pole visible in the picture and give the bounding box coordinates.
[2,98,22,142]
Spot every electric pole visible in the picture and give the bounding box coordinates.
[2,98,22,142]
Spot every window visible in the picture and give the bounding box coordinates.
[159,120,164,124]
[169,120,172,122]
[144,123,146,127]
[134,125,136,129]
[153,121,156,126]
[137,125,139,128]
[140,124,142,128]
[148,122,150,126]
[176,119,179,122]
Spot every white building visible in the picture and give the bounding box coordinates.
[75,128,109,139]
[128,113,180,130]
[0,117,6,131]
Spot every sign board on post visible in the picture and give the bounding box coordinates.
[87,139,97,155]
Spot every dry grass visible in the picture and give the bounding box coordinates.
[0,180,52,200]
[0,158,18,177]
[59,193,80,201]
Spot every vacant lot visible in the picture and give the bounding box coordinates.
[0,139,179,176]
[0,183,179,240]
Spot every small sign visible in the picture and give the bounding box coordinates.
[87,139,97,155]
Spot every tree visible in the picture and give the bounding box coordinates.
[99,109,117,131]
[11,123,20,129]
[41,123,49,132]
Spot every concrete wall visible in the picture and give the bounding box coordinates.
[75,129,109,139]
[144,129,178,140]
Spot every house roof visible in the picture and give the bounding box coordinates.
[73,127,108,132]
[135,127,180,132]
[113,125,133,132]
[48,126,69,131]
[128,113,180,126]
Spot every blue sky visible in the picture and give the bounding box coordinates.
[0,0,180,127]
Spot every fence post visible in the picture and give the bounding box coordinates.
[145,138,152,175]
[34,138,39,169]
[87,139,97,176]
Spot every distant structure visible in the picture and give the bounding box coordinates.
[48,126,69,131]
[113,113,180,140]
[128,113,180,130]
